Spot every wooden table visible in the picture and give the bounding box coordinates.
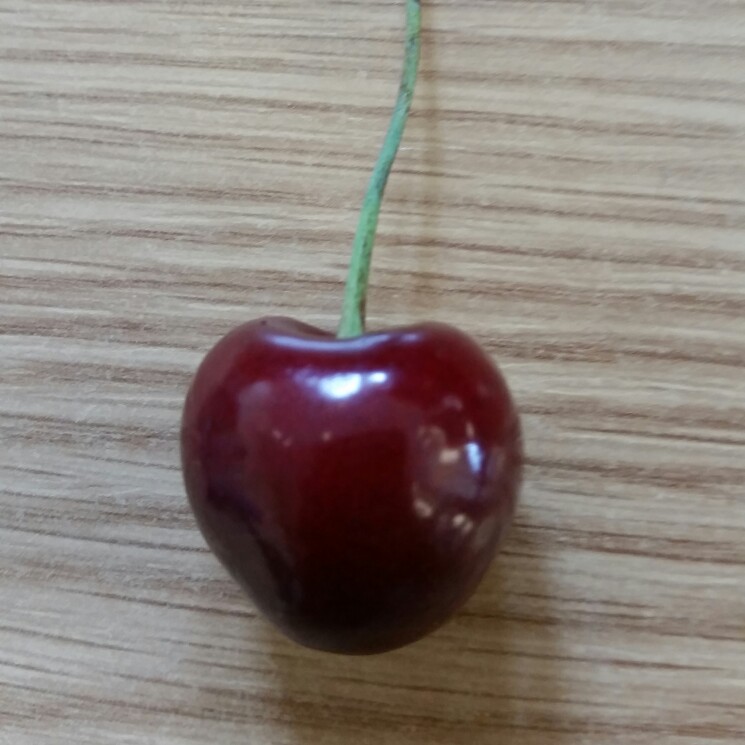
[2,1,744,742]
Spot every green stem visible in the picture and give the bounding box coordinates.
[338,0,422,338]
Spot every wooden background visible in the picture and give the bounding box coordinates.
[2,1,744,742]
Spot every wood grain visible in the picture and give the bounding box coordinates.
[2,1,745,742]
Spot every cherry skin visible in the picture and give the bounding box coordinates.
[181,317,522,654]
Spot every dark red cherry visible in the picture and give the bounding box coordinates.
[181,317,522,654]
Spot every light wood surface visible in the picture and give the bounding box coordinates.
[2,1,745,743]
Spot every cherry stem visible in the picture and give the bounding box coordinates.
[338,0,422,339]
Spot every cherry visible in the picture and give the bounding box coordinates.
[181,1,524,654]
[182,317,522,654]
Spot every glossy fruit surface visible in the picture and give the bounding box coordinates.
[181,317,522,654]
